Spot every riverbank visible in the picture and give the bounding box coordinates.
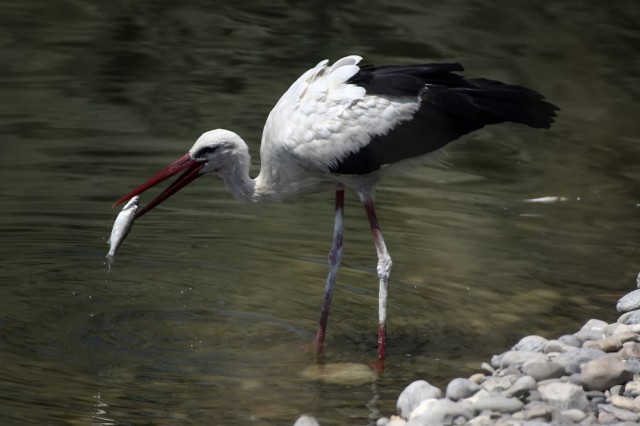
[296,277,640,425]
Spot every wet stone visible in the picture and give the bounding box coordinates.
[446,378,480,401]
[538,381,589,411]
[525,389,542,402]
[294,415,320,426]
[553,347,606,374]
[617,332,640,343]
[610,384,624,396]
[610,395,638,411]
[574,328,604,342]
[502,375,536,398]
[496,367,520,377]
[473,395,524,414]
[521,402,553,421]
[408,399,473,425]
[598,411,617,423]
[617,289,640,313]
[522,360,565,381]
[543,339,573,354]
[599,403,640,422]
[480,362,495,375]
[580,355,634,391]
[619,342,640,360]
[625,359,640,374]
[468,373,485,384]
[397,380,442,419]
[582,318,609,331]
[300,363,376,385]
[605,323,633,337]
[499,350,547,369]
[560,408,587,422]
[618,309,640,325]
[624,381,640,397]
[386,416,407,426]
[481,376,516,393]
[584,336,625,352]
[466,415,492,426]
[512,335,547,352]
[558,334,583,348]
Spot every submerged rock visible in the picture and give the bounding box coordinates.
[300,363,376,385]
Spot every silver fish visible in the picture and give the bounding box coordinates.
[106,196,139,266]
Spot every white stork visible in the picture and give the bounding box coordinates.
[114,55,558,370]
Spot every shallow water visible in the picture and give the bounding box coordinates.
[1,0,640,424]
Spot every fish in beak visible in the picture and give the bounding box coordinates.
[113,152,206,218]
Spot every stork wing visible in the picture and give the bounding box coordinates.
[263,56,558,176]
[262,55,420,174]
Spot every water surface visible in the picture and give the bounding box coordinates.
[1,1,640,424]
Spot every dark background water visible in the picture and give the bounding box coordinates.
[1,0,639,424]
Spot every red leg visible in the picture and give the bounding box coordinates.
[316,187,345,353]
[360,192,392,373]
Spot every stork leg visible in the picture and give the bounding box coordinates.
[359,192,392,371]
[315,186,345,353]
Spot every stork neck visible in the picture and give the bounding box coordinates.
[219,166,260,203]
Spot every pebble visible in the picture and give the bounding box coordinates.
[498,351,547,369]
[617,289,640,313]
[302,280,640,426]
[538,381,588,410]
[625,381,640,397]
[618,309,640,325]
[521,360,565,381]
[300,362,376,385]
[553,347,606,374]
[611,394,638,411]
[502,375,536,398]
[293,415,320,426]
[580,355,634,391]
[600,403,640,422]
[543,339,573,353]
[396,380,442,418]
[584,336,625,352]
[560,408,587,422]
[558,334,583,347]
[445,378,480,401]
[512,335,547,352]
[408,399,473,425]
[619,342,640,360]
[472,395,523,413]
[605,323,632,337]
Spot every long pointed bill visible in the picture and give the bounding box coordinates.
[113,152,206,218]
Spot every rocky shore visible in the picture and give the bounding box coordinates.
[295,277,640,425]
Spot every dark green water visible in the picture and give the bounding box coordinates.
[1,0,639,424]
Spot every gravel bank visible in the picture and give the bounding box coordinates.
[295,276,640,425]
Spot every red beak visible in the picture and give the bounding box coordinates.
[114,152,206,218]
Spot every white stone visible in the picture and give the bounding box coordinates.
[538,381,589,410]
[294,415,320,426]
[561,409,587,422]
[397,380,443,419]
[512,335,548,352]
[499,350,547,369]
[618,290,640,313]
[407,399,472,425]
[472,396,523,413]
[446,378,480,401]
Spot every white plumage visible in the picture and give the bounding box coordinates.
[115,55,558,370]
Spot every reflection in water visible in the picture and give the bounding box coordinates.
[1,0,639,424]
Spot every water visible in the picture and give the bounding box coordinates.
[1,0,639,424]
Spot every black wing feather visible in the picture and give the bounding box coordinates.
[331,63,559,175]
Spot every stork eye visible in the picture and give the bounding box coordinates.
[194,146,219,158]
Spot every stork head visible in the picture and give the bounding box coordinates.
[114,129,248,217]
